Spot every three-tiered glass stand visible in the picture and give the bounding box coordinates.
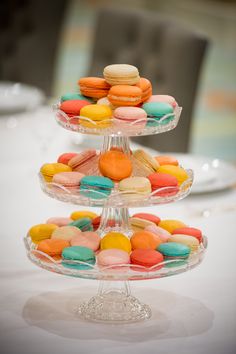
[24,104,207,323]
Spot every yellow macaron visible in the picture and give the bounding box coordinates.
[40,163,72,182]
[70,210,99,221]
[158,220,187,234]
[28,223,58,244]
[158,165,188,185]
[100,232,131,253]
[80,104,112,128]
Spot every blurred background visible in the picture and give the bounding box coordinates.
[1,0,236,160]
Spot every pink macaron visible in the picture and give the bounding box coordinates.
[68,149,99,175]
[57,153,78,165]
[113,107,147,133]
[70,231,101,251]
[96,249,130,268]
[46,217,73,227]
[52,171,85,190]
[146,95,177,108]
[145,225,171,243]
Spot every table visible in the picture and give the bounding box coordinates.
[1,106,236,354]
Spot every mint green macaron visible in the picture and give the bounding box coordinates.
[62,246,95,270]
[69,217,93,231]
[143,102,174,126]
[61,92,93,102]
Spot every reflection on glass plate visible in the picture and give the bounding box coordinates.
[173,154,236,194]
[0,81,45,114]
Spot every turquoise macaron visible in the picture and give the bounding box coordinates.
[157,242,190,268]
[61,92,93,102]
[69,217,93,231]
[62,246,95,270]
[80,176,114,200]
[142,102,174,126]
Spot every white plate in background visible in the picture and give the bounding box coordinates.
[0,81,45,114]
[173,154,236,194]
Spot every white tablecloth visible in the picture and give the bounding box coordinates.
[1,106,236,354]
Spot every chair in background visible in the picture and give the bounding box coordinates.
[88,7,208,153]
[0,0,67,97]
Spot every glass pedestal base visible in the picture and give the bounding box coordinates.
[76,281,151,323]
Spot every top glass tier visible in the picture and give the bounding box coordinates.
[54,103,182,137]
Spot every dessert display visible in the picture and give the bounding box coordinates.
[54,64,182,135]
[24,63,207,323]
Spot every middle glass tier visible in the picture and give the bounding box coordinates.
[39,136,193,208]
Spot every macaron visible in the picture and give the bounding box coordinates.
[130,217,156,233]
[147,172,179,197]
[132,213,161,225]
[37,239,70,257]
[103,64,140,86]
[168,235,199,252]
[40,163,72,182]
[130,249,164,269]
[97,249,130,268]
[80,175,114,199]
[155,155,179,166]
[100,232,131,253]
[78,77,110,99]
[46,217,73,227]
[28,224,58,244]
[133,149,159,173]
[52,171,85,190]
[68,149,98,174]
[108,85,142,106]
[60,92,92,102]
[158,220,187,234]
[70,231,100,251]
[142,102,174,126]
[62,246,96,270]
[70,210,98,221]
[59,99,91,124]
[113,106,147,133]
[57,153,78,165]
[80,104,112,128]
[135,77,152,102]
[51,225,81,242]
[91,216,116,231]
[97,97,115,109]
[98,150,133,181]
[119,177,151,196]
[146,95,177,108]
[69,217,93,232]
[145,225,171,243]
[130,230,162,250]
[157,242,190,261]
[172,227,203,243]
[158,165,189,185]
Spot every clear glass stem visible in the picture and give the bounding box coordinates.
[98,207,132,237]
[101,135,131,155]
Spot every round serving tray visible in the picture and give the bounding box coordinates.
[54,104,182,137]
[39,169,193,208]
[24,235,207,281]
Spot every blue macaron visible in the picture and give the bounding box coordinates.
[143,102,174,126]
[80,176,114,200]
[157,242,190,268]
[61,92,93,102]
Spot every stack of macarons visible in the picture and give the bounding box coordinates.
[57,64,178,130]
[40,150,190,200]
[27,210,203,271]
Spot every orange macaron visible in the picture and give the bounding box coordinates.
[37,239,70,256]
[130,230,162,250]
[155,155,179,166]
[136,78,152,102]
[99,150,133,181]
[78,77,111,99]
[108,85,142,106]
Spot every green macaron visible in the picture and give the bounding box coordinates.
[143,102,174,126]
[69,217,93,231]
[62,246,95,270]
[80,176,114,200]
[61,92,93,102]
